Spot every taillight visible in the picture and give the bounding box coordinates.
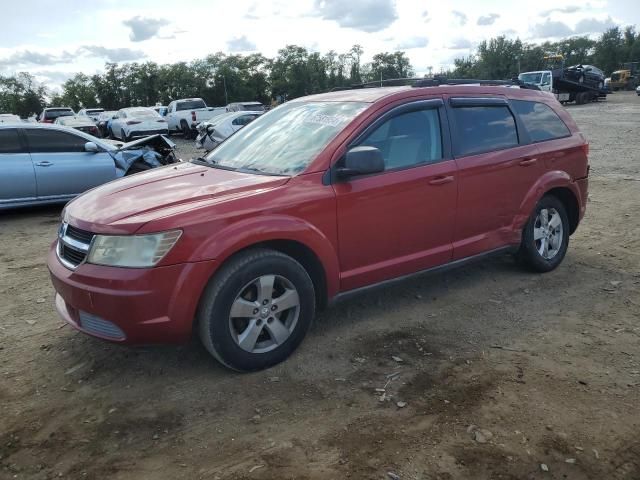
[126,120,142,125]
[582,143,589,156]
[191,111,196,122]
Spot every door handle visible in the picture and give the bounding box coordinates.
[519,158,538,166]
[428,175,454,186]
[35,161,52,167]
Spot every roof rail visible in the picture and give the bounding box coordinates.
[329,76,540,92]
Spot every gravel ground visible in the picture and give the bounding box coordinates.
[1,92,639,480]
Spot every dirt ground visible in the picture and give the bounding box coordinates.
[1,92,639,480]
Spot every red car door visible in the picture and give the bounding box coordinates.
[332,99,458,291]
[445,96,543,260]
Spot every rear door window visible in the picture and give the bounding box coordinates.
[0,129,24,153]
[511,100,571,142]
[25,129,88,153]
[451,105,519,156]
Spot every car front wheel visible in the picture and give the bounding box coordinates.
[197,249,315,371]
[517,195,570,272]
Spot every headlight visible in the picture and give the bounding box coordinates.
[87,230,182,268]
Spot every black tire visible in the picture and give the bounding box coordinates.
[517,195,570,273]
[121,129,131,142]
[180,120,192,139]
[108,127,115,140]
[197,248,315,371]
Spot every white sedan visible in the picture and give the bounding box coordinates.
[195,111,263,151]
[108,107,169,141]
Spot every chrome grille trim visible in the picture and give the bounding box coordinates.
[56,222,95,270]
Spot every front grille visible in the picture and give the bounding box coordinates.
[79,311,126,340]
[66,225,94,244]
[57,223,94,269]
[60,244,86,265]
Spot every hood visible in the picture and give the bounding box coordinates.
[65,161,289,234]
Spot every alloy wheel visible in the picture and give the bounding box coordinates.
[533,208,564,260]
[228,275,300,354]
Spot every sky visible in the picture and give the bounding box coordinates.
[1,0,639,91]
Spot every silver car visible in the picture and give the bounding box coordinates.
[0,124,177,210]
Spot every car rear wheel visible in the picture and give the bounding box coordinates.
[197,248,315,371]
[517,195,569,273]
[121,129,131,142]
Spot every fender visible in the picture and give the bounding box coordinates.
[189,214,341,299]
[513,170,582,231]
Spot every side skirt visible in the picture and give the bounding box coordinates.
[329,245,518,305]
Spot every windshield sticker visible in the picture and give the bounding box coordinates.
[304,114,350,127]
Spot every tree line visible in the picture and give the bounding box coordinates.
[1,26,639,117]
[452,26,640,80]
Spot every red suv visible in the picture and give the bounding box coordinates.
[48,84,589,371]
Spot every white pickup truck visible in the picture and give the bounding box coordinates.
[164,98,226,138]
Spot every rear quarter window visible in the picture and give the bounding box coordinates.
[451,106,519,156]
[511,100,571,142]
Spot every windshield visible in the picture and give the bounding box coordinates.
[203,101,367,175]
[519,72,543,84]
[85,109,104,115]
[176,100,206,111]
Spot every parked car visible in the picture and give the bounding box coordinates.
[226,101,266,112]
[0,113,21,123]
[77,108,105,123]
[164,98,221,138]
[48,84,589,371]
[1,124,179,210]
[55,115,101,137]
[195,111,263,151]
[38,107,74,123]
[96,111,118,138]
[108,107,168,141]
[564,65,605,90]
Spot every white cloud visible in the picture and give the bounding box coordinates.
[312,0,398,32]
[122,16,170,42]
[396,36,429,49]
[227,36,257,52]
[477,13,500,26]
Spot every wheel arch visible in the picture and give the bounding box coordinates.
[545,187,580,234]
[515,171,583,235]
[225,239,330,310]
[190,215,341,309]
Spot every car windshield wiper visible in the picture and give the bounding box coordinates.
[191,156,216,166]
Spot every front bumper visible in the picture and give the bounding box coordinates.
[48,245,217,345]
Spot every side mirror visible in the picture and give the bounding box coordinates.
[337,146,385,178]
[84,142,99,153]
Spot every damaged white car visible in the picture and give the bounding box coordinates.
[0,124,179,210]
[195,111,263,151]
